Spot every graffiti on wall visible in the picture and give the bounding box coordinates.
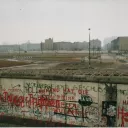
[0,79,107,126]
[117,85,128,127]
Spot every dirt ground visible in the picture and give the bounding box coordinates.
[0,53,127,72]
[0,60,31,68]
[0,52,97,62]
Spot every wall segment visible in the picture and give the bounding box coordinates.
[0,78,127,127]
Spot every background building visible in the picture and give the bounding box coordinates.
[72,41,88,51]
[90,39,101,50]
[103,36,117,50]
[111,37,128,52]
[0,38,102,52]
[21,41,40,51]
[44,38,53,50]
[54,41,72,51]
[0,45,19,52]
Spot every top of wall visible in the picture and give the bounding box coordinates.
[0,69,128,84]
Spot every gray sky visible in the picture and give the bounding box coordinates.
[0,0,128,44]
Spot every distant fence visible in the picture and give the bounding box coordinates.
[13,56,33,60]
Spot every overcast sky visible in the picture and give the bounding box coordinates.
[0,0,128,44]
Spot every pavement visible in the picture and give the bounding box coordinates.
[101,54,115,62]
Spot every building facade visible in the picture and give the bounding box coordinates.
[53,41,72,51]
[21,41,41,51]
[0,45,20,52]
[111,37,128,51]
[90,39,101,50]
[44,38,53,50]
[72,41,88,51]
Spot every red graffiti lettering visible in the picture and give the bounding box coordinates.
[78,89,88,95]
[67,103,77,109]
[18,96,25,108]
[39,88,60,94]
[1,91,60,110]
[63,88,74,94]
[7,94,13,103]
[118,107,128,127]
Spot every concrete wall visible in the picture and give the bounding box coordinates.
[0,78,126,126]
[0,78,108,126]
[117,84,128,127]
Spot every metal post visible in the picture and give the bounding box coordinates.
[107,43,108,54]
[41,42,43,54]
[88,28,91,68]
[93,40,94,56]
[99,47,101,63]
[19,43,20,56]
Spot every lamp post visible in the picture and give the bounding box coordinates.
[41,42,43,54]
[88,28,91,68]
[18,42,20,56]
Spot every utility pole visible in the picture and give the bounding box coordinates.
[40,42,43,54]
[88,28,91,68]
[93,40,94,56]
[99,47,102,64]
[18,43,20,56]
[107,43,108,54]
